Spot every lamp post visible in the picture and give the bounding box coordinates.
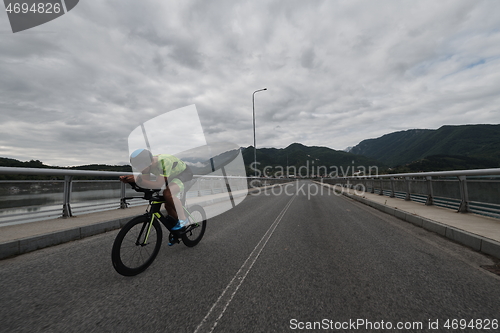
[252,88,267,178]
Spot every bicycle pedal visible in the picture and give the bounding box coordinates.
[168,233,181,243]
[168,234,180,246]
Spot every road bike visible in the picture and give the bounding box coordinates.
[111,182,207,276]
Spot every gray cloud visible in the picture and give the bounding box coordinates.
[1,0,500,166]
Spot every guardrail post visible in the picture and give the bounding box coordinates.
[404,177,411,201]
[379,178,383,195]
[390,177,395,198]
[62,175,73,218]
[425,176,433,206]
[370,178,375,193]
[458,175,469,213]
[120,182,127,209]
[221,166,235,208]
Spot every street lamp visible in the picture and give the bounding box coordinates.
[253,88,267,178]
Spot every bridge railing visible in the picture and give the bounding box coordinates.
[0,167,287,225]
[322,168,500,219]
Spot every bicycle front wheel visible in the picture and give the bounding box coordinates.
[182,205,207,247]
[112,215,163,276]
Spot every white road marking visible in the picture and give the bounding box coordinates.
[193,195,296,333]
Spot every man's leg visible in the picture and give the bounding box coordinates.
[163,183,186,221]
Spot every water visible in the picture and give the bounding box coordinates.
[0,181,138,226]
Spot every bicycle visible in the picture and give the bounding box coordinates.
[111,182,207,276]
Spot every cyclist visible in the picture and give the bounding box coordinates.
[120,148,193,235]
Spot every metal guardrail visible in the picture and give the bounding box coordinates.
[4,165,499,221]
[0,167,129,219]
[0,166,285,224]
[323,168,500,218]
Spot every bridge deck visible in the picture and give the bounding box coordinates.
[318,182,500,259]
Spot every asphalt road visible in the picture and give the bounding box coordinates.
[1,180,499,333]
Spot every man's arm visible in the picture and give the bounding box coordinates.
[120,173,167,190]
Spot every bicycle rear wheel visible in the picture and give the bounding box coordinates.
[182,205,207,247]
[112,215,163,276]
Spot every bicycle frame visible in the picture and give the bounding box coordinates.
[134,194,201,245]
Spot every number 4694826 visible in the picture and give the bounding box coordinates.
[5,2,61,14]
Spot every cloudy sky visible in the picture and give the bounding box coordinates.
[1,0,500,166]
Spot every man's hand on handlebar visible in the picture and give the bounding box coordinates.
[119,176,160,194]
[120,175,135,183]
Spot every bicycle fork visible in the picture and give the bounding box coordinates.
[136,215,156,246]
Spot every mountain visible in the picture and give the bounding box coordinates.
[0,157,48,169]
[350,124,500,168]
[2,147,383,179]
[8,124,498,180]
[388,154,500,173]
[242,143,384,177]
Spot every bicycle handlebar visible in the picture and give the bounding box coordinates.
[128,182,160,192]
[127,182,162,200]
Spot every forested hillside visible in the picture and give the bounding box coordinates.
[350,124,500,169]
